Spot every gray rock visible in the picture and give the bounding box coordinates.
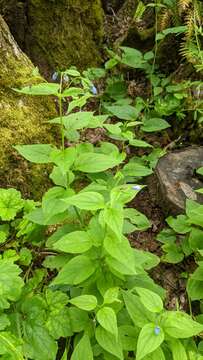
[155,147,203,215]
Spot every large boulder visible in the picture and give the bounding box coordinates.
[155,147,203,215]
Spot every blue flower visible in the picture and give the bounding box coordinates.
[154,326,161,335]
[63,74,69,83]
[90,85,97,95]
[52,72,58,81]
[132,185,142,191]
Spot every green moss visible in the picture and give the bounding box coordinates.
[0,16,56,198]
[0,88,56,198]
[25,0,104,72]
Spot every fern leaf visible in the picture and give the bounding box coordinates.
[159,9,172,31]
[178,0,192,14]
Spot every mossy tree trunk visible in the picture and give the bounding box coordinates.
[0,15,55,197]
[1,0,104,73]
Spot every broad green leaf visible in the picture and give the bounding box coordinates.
[167,215,191,234]
[68,307,89,332]
[124,208,151,231]
[49,111,92,129]
[74,152,124,173]
[106,255,135,276]
[68,94,91,112]
[43,254,71,270]
[46,307,72,339]
[119,325,138,351]
[62,87,84,97]
[130,139,153,148]
[42,198,69,221]
[104,123,122,135]
[133,250,160,271]
[42,187,74,220]
[97,307,118,338]
[69,295,97,311]
[19,247,32,266]
[14,144,54,163]
[136,323,164,360]
[0,332,23,359]
[50,147,76,171]
[62,191,105,211]
[84,67,106,80]
[71,333,93,360]
[50,166,68,187]
[104,287,119,304]
[156,26,187,41]
[45,289,69,309]
[122,162,153,177]
[53,231,92,253]
[46,223,79,247]
[104,104,139,121]
[23,325,57,360]
[120,47,144,69]
[143,347,165,360]
[122,291,152,328]
[197,167,203,176]
[0,314,10,330]
[102,206,123,239]
[189,228,203,250]
[45,291,72,338]
[64,68,81,77]
[104,235,136,274]
[105,58,119,70]
[185,200,203,227]
[141,118,170,132]
[13,83,60,95]
[52,255,96,285]
[95,326,123,359]
[187,277,203,301]
[0,259,24,309]
[135,287,163,313]
[26,207,68,225]
[162,311,203,338]
[0,188,24,221]
[168,339,187,360]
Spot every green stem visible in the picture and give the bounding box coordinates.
[188,294,193,318]
[66,337,71,359]
[59,73,65,151]
[151,0,158,76]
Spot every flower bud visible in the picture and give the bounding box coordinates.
[90,85,98,95]
[52,72,58,81]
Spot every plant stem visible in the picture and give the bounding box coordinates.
[151,0,159,75]
[59,73,65,151]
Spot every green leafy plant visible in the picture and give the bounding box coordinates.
[0,58,203,360]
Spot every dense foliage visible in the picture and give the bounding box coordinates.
[1,0,203,359]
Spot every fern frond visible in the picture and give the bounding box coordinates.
[184,9,194,40]
[159,9,172,31]
[180,39,199,64]
[193,0,202,25]
[178,0,192,15]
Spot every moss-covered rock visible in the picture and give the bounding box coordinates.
[1,0,104,73]
[26,0,104,72]
[0,16,56,198]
